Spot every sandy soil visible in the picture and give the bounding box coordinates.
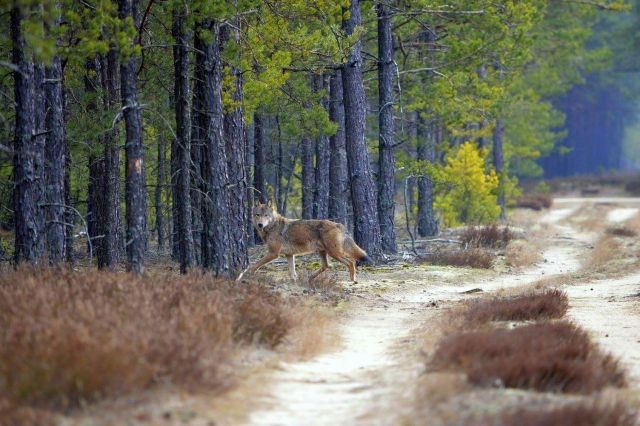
[565,273,640,385]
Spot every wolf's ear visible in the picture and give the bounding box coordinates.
[267,199,273,208]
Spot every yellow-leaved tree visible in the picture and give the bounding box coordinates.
[434,142,501,226]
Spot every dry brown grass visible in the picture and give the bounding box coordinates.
[499,401,637,426]
[0,267,299,412]
[606,227,638,238]
[461,225,513,249]
[430,321,626,394]
[297,271,344,305]
[422,248,495,269]
[464,289,568,324]
[587,235,621,271]
[505,240,542,268]
[515,194,553,210]
[0,398,55,426]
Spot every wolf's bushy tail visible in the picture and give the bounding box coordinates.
[344,236,373,265]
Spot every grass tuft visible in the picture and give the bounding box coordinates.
[430,321,626,394]
[422,248,494,269]
[516,194,553,210]
[464,289,568,324]
[0,267,297,411]
[606,226,638,238]
[460,224,513,249]
[505,240,542,268]
[499,401,637,426]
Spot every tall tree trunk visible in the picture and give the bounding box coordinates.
[155,134,165,251]
[377,1,397,253]
[119,0,147,274]
[97,50,121,268]
[64,138,74,263]
[253,112,267,203]
[493,117,506,219]
[201,21,231,276]
[41,3,65,263]
[416,115,439,237]
[12,4,45,264]
[173,9,195,272]
[406,111,418,222]
[314,75,330,219]
[44,23,66,265]
[301,135,315,219]
[85,57,101,260]
[190,33,204,262]
[34,64,47,256]
[170,128,180,260]
[245,120,255,246]
[221,22,249,274]
[342,0,381,259]
[276,116,284,212]
[328,70,348,225]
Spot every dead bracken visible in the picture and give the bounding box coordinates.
[515,194,553,210]
[498,401,637,426]
[0,267,298,412]
[606,226,638,237]
[463,289,569,324]
[460,224,513,249]
[421,248,495,269]
[430,321,626,394]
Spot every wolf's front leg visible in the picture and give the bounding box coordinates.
[286,255,297,283]
[235,252,279,282]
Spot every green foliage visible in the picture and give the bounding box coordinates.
[434,142,501,227]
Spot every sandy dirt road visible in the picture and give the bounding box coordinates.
[246,197,639,426]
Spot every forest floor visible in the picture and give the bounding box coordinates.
[62,195,640,425]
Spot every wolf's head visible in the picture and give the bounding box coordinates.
[253,200,277,230]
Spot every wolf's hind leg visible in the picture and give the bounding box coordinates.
[311,251,330,280]
[328,250,357,283]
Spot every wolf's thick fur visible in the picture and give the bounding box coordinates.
[236,201,370,283]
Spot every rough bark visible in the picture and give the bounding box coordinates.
[85,57,101,259]
[301,135,315,219]
[417,114,439,237]
[493,117,506,219]
[245,120,255,246]
[253,112,267,203]
[328,71,348,225]
[190,33,204,262]
[341,0,382,259]
[12,4,45,264]
[119,0,147,274]
[314,75,330,219]
[34,64,47,255]
[170,135,180,259]
[155,134,166,251]
[170,126,180,260]
[44,50,66,264]
[173,9,195,272]
[64,137,74,264]
[221,23,249,274]
[377,1,397,253]
[97,50,121,268]
[201,21,231,276]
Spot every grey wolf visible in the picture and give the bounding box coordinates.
[236,201,370,283]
